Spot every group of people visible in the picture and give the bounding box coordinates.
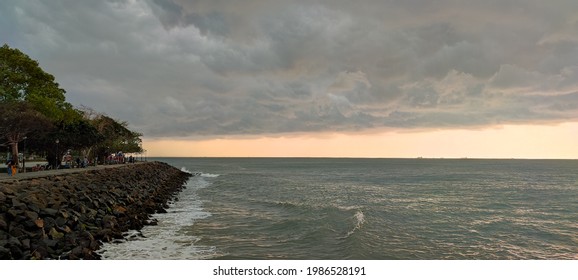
[105,152,136,164]
[5,158,17,176]
[5,151,138,176]
[61,153,90,169]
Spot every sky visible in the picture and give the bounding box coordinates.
[2,0,578,158]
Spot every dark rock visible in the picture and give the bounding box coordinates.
[0,216,7,231]
[6,209,20,220]
[102,215,117,229]
[0,161,191,259]
[0,246,11,259]
[22,219,37,230]
[8,224,27,238]
[0,185,16,195]
[11,198,26,209]
[69,246,83,260]
[24,211,38,222]
[27,203,40,213]
[55,217,67,227]
[7,236,22,247]
[21,239,31,250]
[40,208,58,217]
[41,238,59,249]
[31,243,48,259]
[59,209,69,219]
[9,245,24,259]
[43,217,56,229]
[20,192,48,209]
[49,227,64,239]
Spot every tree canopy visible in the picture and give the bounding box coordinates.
[1,44,143,166]
[0,101,53,164]
[0,44,73,120]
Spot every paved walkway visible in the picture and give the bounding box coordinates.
[0,162,147,182]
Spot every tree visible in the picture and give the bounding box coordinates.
[95,115,143,150]
[1,46,144,166]
[80,107,143,162]
[53,118,105,159]
[0,101,52,165]
[0,44,70,120]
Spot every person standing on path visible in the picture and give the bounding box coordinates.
[6,158,16,176]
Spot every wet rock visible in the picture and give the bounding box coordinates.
[69,246,83,259]
[101,215,117,229]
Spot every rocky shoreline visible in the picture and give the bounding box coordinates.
[0,161,192,259]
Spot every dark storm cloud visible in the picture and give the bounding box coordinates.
[2,0,578,138]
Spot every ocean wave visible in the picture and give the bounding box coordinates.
[179,167,220,178]
[180,166,195,174]
[341,210,366,239]
[201,173,220,178]
[100,168,214,259]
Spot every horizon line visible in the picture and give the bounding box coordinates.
[146,156,578,160]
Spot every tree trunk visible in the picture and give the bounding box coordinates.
[10,141,19,166]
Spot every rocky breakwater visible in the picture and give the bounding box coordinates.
[0,161,192,259]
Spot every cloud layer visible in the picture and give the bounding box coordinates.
[2,0,578,138]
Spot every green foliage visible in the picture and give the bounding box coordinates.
[89,114,143,159]
[0,44,69,120]
[1,45,144,163]
[0,101,53,164]
[61,119,106,150]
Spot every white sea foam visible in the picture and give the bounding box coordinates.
[200,173,220,178]
[353,210,366,230]
[98,175,215,259]
[180,166,193,174]
[179,167,220,178]
[342,210,366,239]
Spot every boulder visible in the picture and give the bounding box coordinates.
[40,208,58,217]
[0,185,16,195]
[24,211,38,221]
[0,216,7,231]
[48,227,64,239]
[0,246,11,259]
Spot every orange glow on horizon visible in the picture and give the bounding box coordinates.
[142,122,578,159]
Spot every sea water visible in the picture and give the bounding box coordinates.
[99,158,578,259]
